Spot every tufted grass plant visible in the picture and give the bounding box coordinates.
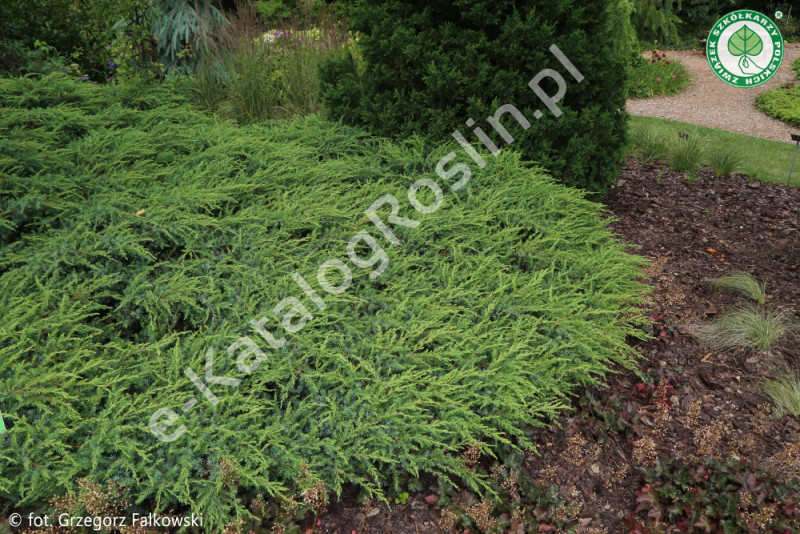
[192,1,350,122]
[670,134,705,182]
[628,125,670,163]
[710,271,766,305]
[708,147,743,178]
[690,304,794,352]
[628,116,800,187]
[762,372,800,418]
[0,73,648,529]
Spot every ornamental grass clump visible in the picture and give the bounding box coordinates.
[0,74,647,529]
[669,133,705,181]
[762,372,800,418]
[628,124,670,162]
[690,304,794,352]
[709,271,765,305]
[708,146,743,178]
[192,1,350,122]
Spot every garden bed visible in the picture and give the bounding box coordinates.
[628,48,800,142]
[309,158,800,533]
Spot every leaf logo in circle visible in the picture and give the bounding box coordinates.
[727,24,764,73]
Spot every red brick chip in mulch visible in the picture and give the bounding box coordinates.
[311,159,800,534]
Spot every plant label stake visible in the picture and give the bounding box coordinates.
[0,410,5,434]
[788,133,800,186]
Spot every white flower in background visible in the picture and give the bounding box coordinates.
[262,31,276,44]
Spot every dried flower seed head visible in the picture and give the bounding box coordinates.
[563,434,601,467]
[250,493,266,514]
[219,458,239,488]
[439,508,457,532]
[539,462,559,483]
[764,441,800,481]
[466,500,498,532]
[694,421,724,458]
[633,436,658,466]
[222,519,245,534]
[603,462,629,490]
[741,502,778,530]
[461,441,482,466]
[685,399,702,429]
[298,464,328,513]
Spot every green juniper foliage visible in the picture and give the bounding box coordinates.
[0,74,647,528]
[320,0,628,194]
[757,83,800,128]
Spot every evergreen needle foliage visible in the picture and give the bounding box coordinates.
[0,74,648,528]
[631,0,682,45]
[320,0,628,193]
[757,84,800,128]
[152,0,228,73]
[710,271,766,305]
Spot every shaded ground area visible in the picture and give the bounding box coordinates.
[314,160,800,533]
[524,159,800,532]
[628,48,800,142]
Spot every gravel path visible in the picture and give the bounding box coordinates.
[627,48,800,143]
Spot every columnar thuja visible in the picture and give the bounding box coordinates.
[442,45,583,189]
[149,44,584,443]
[320,0,626,192]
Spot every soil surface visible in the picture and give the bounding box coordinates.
[312,160,800,533]
[627,48,800,142]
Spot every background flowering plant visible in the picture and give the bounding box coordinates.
[628,48,690,98]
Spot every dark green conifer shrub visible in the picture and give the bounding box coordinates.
[319,0,628,193]
[0,0,157,81]
[631,0,683,44]
[677,0,736,33]
[0,74,646,529]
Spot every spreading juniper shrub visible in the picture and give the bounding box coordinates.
[0,74,647,530]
